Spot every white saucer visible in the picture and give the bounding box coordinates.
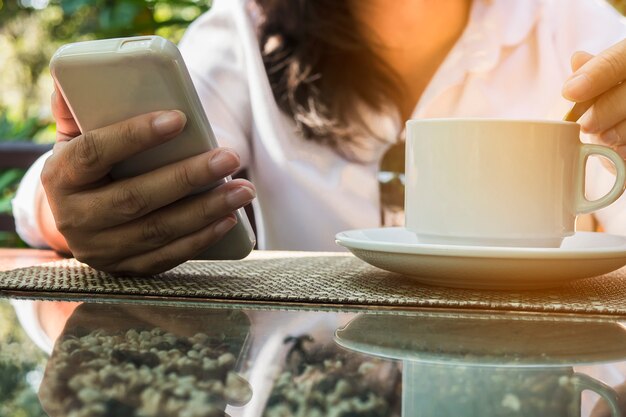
[334,313,626,367]
[335,227,626,289]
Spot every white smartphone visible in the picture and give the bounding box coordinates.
[50,36,255,260]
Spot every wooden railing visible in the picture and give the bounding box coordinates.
[0,141,53,170]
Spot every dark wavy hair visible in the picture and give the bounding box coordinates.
[255,0,403,159]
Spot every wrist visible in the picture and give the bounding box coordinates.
[35,183,71,256]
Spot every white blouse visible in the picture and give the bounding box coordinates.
[12,0,626,251]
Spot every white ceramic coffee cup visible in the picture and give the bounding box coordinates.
[405,118,626,247]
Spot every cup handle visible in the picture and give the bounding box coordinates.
[571,372,623,417]
[576,144,626,214]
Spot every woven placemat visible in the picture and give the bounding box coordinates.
[2,251,626,315]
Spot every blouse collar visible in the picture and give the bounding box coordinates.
[414,0,544,118]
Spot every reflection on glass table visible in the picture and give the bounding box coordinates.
[2,297,626,417]
[336,312,626,417]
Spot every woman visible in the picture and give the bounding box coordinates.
[12,0,626,274]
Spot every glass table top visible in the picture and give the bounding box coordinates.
[2,248,626,417]
[2,294,626,417]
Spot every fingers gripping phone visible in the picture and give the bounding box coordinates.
[50,36,255,260]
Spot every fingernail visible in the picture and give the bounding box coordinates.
[152,111,186,137]
[214,216,237,235]
[562,73,592,100]
[226,186,256,207]
[600,129,620,145]
[209,149,240,177]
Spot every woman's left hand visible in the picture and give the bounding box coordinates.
[562,39,626,160]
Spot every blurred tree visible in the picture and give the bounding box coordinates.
[0,0,210,123]
[0,0,211,247]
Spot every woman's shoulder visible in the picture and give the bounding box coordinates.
[178,0,263,76]
[179,0,246,54]
[180,0,259,45]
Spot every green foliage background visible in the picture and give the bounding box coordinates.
[0,0,211,247]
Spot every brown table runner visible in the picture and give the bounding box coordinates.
[2,250,626,315]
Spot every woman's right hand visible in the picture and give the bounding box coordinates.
[41,89,256,275]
